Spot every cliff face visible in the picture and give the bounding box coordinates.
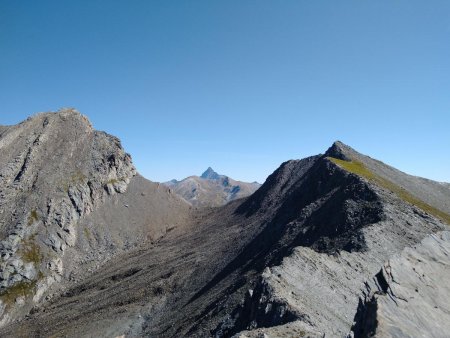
[0,109,136,323]
[0,109,190,326]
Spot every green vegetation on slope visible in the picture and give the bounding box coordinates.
[0,280,37,306]
[60,170,87,193]
[19,236,42,265]
[329,157,450,225]
[21,243,42,265]
[0,239,45,306]
[105,177,127,185]
[106,178,119,184]
[83,226,92,241]
[27,209,39,226]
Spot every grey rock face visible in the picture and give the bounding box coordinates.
[351,231,450,338]
[0,109,136,323]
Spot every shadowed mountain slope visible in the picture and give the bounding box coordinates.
[164,167,260,207]
[0,112,449,338]
[180,143,448,337]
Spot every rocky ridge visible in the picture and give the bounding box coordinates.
[197,143,448,337]
[0,111,449,338]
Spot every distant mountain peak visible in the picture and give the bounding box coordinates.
[164,167,260,207]
[201,167,220,180]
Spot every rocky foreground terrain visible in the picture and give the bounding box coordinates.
[164,167,260,207]
[0,109,449,337]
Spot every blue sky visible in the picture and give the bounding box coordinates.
[1,1,449,183]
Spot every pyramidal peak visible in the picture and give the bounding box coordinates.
[201,167,221,180]
[324,140,355,161]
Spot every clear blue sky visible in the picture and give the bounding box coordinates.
[1,1,449,183]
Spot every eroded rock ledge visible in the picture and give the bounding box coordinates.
[350,231,450,338]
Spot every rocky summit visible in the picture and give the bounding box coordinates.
[0,110,449,338]
[201,167,221,180]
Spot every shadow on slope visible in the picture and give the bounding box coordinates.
[186,154,384,336]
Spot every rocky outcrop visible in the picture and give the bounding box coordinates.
[214,271,299,337]
[0,109,136,324]
[350,231,450,338]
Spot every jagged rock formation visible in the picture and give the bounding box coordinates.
[0,112,449,338]
[350,231,450,338]
[201,167,221,180]
[164,167,260,207]
[0,110,190,327]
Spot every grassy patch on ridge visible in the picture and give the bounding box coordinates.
[329,157,450,225]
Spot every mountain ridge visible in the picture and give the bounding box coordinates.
[0,111,449,337]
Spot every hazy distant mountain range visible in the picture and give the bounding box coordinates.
[163,167,261,207]
[1,109,450,337]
